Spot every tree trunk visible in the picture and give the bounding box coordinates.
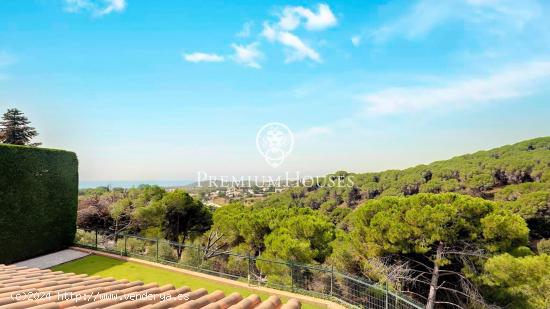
[176,234,187,259]
[113,221,119,244]
[426,242,444,309]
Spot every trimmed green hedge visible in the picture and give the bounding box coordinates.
[0,144,78,264]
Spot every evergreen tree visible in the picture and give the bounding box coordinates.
[0,108,41,146]
[161,190,213,259]
[348,193,529,308]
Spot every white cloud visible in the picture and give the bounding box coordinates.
[259,3,335,64]
[295,126,333,140]
[278,7,302,31]
[97,0,126,16]
[64,0,92,12]
[64,0,127,17]
[182,3,334,68]
[277,31,321,63]
[231,43,262,69]
[278,3,337,31]
[297,4,338,31]
[237,21,253,38]
[370,0,541,43]
[183,52,225,63]
[361,61,550,115]
[351,35,361,47]
[261,22,277,41]
[262,23,321,63]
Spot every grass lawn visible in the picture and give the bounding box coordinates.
[52,255,322,309]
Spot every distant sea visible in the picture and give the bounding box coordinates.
[79,180,194,189]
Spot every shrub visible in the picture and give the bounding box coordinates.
[226,244,252,276]
[510,246,533,257]
[538,239,550,254]
[0,144,78,264]
[147,241,178,262]
[74,230,96,246]
[117,237,148,255]
[180,245,201,267]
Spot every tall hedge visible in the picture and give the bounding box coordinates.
[0,144,78,264]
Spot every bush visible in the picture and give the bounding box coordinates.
[538,239,550,254]
[226,244,252,276]
[74,230,96,246]
[180,245,201,267]
[147,241,178,262]
[0,144,78,264]
[510,246,533,257]
[117,237,148,255]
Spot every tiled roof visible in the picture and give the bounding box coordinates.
[0,264,301,309]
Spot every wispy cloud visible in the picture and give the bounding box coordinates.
[182,44,261,68]
[295,126,333,140]
[183,46,262,68]
[278,4,337,31]
[183,52,225,63]
[98,0,126,16]
[370,0,541,43]
[361,61,550,115]
[64,0,127,17]
[231,42,263,69]
[260,3,336,64]
[236,21,254,38]
[351,35,361,47]
[278,32,320,63]
[64,0,92,12]
[186,3,335,67]
[262,24,321,63]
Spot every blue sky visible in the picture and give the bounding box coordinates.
[1,0,549,181]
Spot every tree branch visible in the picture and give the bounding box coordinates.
[434,301,463,309]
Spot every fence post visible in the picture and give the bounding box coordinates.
[330,265,334,296]
[95,229,98,249]
[123,233,127,256]
[156,238,159,262]
[385,282,389,309]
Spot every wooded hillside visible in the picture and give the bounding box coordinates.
[77,137,550,308]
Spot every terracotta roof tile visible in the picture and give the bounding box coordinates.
[201,292,243,309]
[174,290,226,309]
[228,294,262,309]
[0,264,301,309]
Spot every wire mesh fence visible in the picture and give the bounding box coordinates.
[74,229,423,309]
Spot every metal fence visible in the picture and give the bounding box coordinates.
[74,229,423,309]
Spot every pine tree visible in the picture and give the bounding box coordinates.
[0,108,41,146]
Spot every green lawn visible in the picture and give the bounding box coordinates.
[52,255,322,309]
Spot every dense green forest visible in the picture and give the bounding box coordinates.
[77,137,550,308]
